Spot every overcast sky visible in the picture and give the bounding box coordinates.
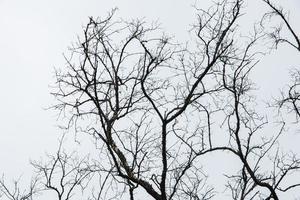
[0,0,299,199]
[0,0,200,176]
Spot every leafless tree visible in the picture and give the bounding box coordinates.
[2,0,300,200]
[49,0,300,199]
[51,1,245,199]
[215,2,300,199]
[262,0,300,51]
[262,0,300,121]
[0,176,38,200]
[30,137,99,200]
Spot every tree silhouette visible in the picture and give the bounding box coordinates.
[1,0,300,199]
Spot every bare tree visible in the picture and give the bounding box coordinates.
[51,1,245,199]
[30,137,98,200]
[262,0,300,51]
[2,0,300,200]
[49,0,300,199]
[262,0,300,121]
[0,176,38,200]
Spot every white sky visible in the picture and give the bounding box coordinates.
[0,0,299,199]
[0,0,199,176]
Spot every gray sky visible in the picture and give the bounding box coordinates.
[0,0,198,176]
[0,0,299,199]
